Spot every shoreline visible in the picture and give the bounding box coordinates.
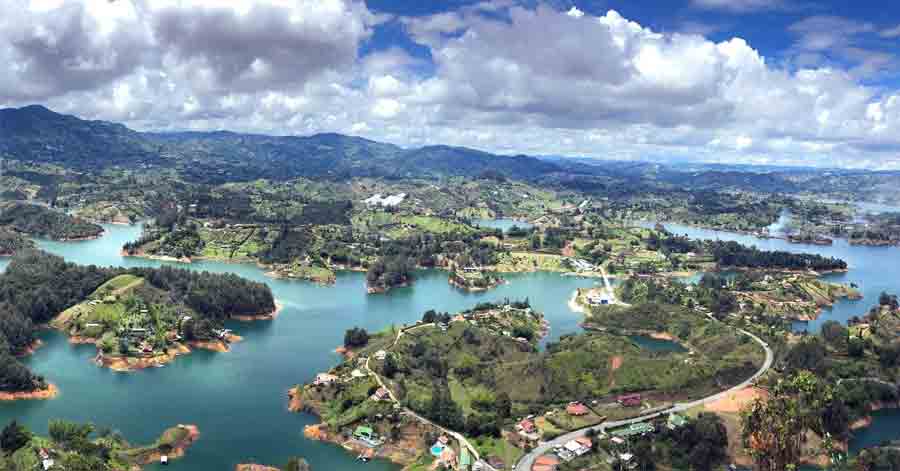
[16,338,44,357]
[0,383,59,401]
[232,300,285,322]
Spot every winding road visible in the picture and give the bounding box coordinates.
[512,317,774,471]
[363,322,495,469]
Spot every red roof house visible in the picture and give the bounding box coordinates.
[566,402,589,416]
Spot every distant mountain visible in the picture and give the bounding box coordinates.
[0,105,579,183]
[0,105,160,170]
[4,105,899,200]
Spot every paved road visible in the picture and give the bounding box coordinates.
[513,320,774,471]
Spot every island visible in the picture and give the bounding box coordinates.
[290,299,762,470]
[0,250,276,395]
[448,267,504,291]
[0,420,198,470]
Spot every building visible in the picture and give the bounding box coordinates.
[517,419,536,434]
[313,373,338,386]
[354,426,375,441]
[566,402,589,416]
[575,437,592,450]
[532,455,560,471]
[374,350,387,361]
[564,439,590,457]
[611,422,655,438]
[370,387,391,401]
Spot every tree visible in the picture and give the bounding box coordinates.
[821,320,848,350]
[343,327,369,348]
[285,457,311,471]
[783,339,827,374]
[741,371,841,471]
[0,420,31,454]
[496,392,512,419]
[382,354,398,378]
[427,384,464,430]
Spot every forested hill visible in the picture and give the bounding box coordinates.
[0,105,577,184]
[0,105,160,170]
[0,202,103,241]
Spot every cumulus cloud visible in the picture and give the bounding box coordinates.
[1,0,900,169]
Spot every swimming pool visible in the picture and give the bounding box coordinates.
[430,444,445,457]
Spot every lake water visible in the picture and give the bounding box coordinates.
[2,224,601,471]
[472,218,534,232]
[651,222,900,453]
[628,335,688,353]
[654,222,895,333]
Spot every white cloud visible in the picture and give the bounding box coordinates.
[881,24,900,39]
[1,1,900,169]
[690,0,785,12]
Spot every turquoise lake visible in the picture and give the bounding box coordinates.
[628,335,688,353]
[0,224,601,470]
[653,222,900,453]
[5,220,900,465]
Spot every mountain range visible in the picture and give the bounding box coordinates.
[3,105,900,201]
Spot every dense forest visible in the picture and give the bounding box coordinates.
[647,231,847,271]
[0,202,103,241]
[0,230,33,255]
[0,250,275,392]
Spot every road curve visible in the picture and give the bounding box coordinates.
[513,320,774,471]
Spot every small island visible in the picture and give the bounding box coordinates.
[448,267,504,291]
[0,420,198,470]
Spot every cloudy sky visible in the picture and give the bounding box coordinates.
[2,0,900,169]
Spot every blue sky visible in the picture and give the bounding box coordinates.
[2,0,899,168]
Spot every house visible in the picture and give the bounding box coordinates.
[668,414,688,430]
[617,393,642,407]
[532,455,560,471]
[438,436,450,445]
[575,437,593,450]
[313,373,338,386]
[611,422,655,438]
[517,419,536,434]
[370,388,391,401]
[42,458,55,470]
[587,293,611,306]
[564,440,589,457]
[354,426,375,441]
[566,402,589,416]
[374,350,387,361]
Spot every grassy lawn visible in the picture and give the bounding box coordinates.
[94,274,143,293]
[473,436,524,467]
[494,251,567,272]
